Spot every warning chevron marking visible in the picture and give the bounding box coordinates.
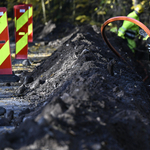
[0,12,7,34]
[16,33,28,54]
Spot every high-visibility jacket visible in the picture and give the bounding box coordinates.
[118,11,139,53]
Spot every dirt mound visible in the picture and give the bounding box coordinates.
[1,24,150,150]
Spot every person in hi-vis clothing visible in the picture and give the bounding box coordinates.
[118,4,144,53]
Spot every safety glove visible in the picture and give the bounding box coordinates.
[125,30,136,39]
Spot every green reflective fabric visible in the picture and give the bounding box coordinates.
[118,11,139,38]
[122,11,139,32]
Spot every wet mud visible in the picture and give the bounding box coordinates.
[0,24,150,150]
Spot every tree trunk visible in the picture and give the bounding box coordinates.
[72,0,76,21]
[41,0,47,24]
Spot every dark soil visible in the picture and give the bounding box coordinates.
[1,22,150,150]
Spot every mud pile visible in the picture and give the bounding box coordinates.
[1,24,150,150]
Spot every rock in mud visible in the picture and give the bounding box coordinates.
[0,107,6,116]
[60,93,76,105]
[36,97,68,123]
[22,59,31,66]
[49,98,68,117]
[4,110,14,122]
[5,82,11,86]
[30,79,45,89]
[30,79,40,89]
[23,75,34,84]
[107,58,116,76]
[19,108,30,116]
[16,84,27,95]
[39,79,45,84]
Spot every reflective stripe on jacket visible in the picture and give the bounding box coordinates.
[118,11,139,38]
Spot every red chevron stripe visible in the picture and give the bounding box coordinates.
[28,33,33,42]
[0,44,4,49]
[16,6,28,19]
[0,26,9,53]
[0,26,9,41]
[0,26,10,51]
[28,16,32,23]
[0,55,12,69]
[0,55,12,74]
[15,45,28,59]
[16,22,28,43]
[26,4,33,42]
[28,17,33,42]
[0,9,6,19]
[14,5,29,60]
[0,8,12,75]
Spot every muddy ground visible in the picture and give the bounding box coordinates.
[0,22,150,150]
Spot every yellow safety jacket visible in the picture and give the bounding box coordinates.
[118,11,139,53]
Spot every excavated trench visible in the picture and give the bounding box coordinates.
[1,24,150,150]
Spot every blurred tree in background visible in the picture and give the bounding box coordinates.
[2,0,150,28]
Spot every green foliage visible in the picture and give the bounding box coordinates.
[0,0,150,28]
[75,15,90,23]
